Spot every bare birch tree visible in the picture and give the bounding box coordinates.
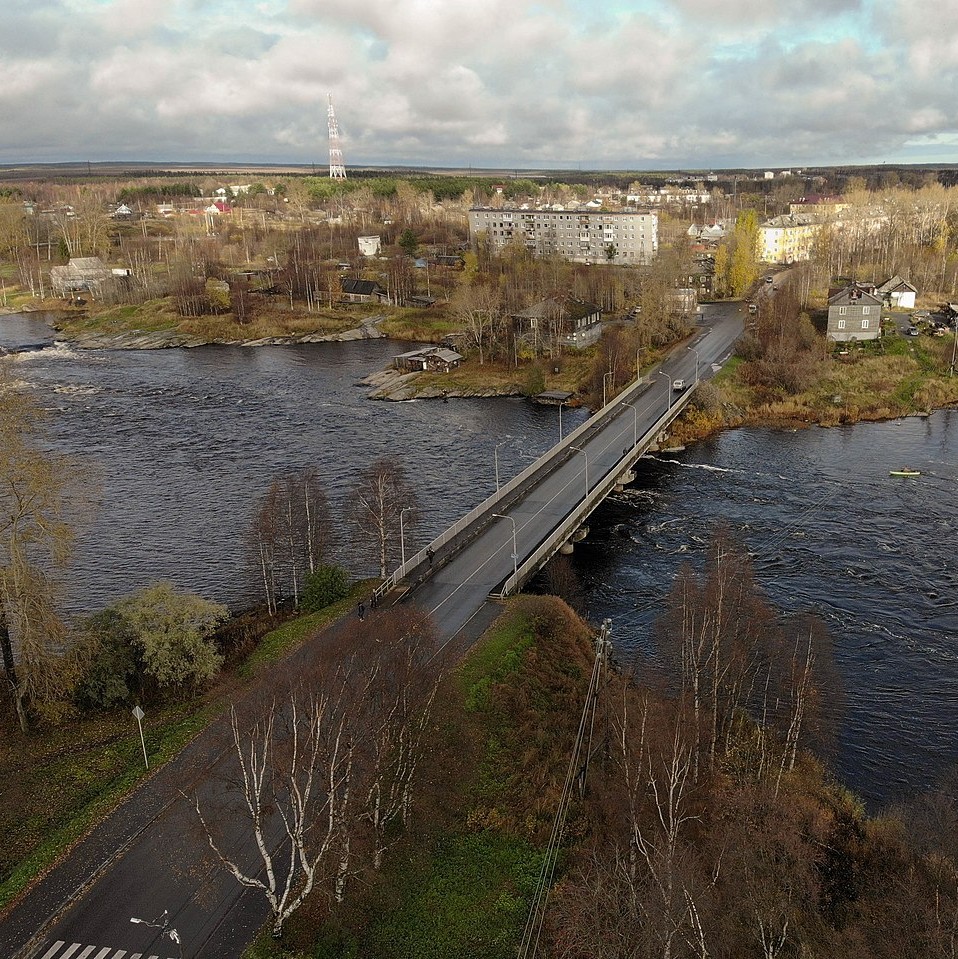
[359,608,442,869]
[194,692,354,939]
[248,468,334,611]
[349,457,417,579]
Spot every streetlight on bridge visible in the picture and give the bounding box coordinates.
[687,345,700,383]
[492,512,518,585]
[569,445,589,496]
[603,370,614,406]
[622,401,638,448]
[657,370,672,415]
[400,506,416,567]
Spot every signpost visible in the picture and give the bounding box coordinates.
[132,705,148,769]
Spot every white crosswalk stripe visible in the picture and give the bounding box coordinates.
[35,943,172,959]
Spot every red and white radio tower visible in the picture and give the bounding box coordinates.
[327,93,347,179]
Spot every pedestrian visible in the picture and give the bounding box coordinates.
[358,601,365,621]
[426,547,434,566]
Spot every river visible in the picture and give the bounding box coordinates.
[2,311,956,806]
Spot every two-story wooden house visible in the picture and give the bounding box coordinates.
[826,284,883,342]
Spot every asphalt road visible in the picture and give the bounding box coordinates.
[5,301,743,959]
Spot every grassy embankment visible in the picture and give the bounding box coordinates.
[243,594,595,959]
[49,298,386,342]
[667,327,958,447]
[734,333,958,424]
[0,584,371,914]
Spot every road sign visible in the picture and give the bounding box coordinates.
[132,705,148,769]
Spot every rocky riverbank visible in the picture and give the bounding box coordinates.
[361,366,523,401]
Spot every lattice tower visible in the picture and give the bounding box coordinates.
[327,93,347,179]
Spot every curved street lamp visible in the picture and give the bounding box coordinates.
[130,911,183,958]
[400,506,415,567]
[657,370,672,414]
[492,512,518,585]
[570,444,590,495]
[687,345,700,383]
[622,401,638,448]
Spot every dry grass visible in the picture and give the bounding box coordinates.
[56,298,386,341]
[697,336,958,439]
[377,306,461,342]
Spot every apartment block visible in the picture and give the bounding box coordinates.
[468,207,658,264]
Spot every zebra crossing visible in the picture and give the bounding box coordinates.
[36,941,176,959]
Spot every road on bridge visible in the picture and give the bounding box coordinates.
[3,301,743,959]
[408,300,744,651]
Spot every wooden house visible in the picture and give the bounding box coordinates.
[826,284,883,342]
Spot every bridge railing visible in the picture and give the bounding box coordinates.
[373,373,659,602]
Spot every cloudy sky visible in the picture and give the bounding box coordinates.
[3,0,957,170]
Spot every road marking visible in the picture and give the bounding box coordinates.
[34,946,171,959]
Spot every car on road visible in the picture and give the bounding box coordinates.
[672,378,686,391]
[906,326,920,336]
[748,303,758,314]
[765,276,774,284]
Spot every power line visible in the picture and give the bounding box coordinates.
[518,619,611,959]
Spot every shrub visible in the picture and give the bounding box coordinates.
[301,565,351,612]
[73,609,140,710]
[75,582,227,706]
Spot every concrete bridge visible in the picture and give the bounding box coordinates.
[377,301,744,648]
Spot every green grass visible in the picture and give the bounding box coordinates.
[712,354,744,383]
[458,613,536,712]
[360,833,542,959]
[239,583,373,679]
[0,702,217,910]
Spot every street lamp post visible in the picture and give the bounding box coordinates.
[570,444,589,495]
[558,400,563,441]
[131,911,183,958]
[492,512,518,585]
[687,345,700,383]
[603,370,614,406]
[622,401,638,447]
[635,347,641,382]
[658,370,672,414]
[399,506,415,567]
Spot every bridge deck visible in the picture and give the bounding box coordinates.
[382,301,744,648]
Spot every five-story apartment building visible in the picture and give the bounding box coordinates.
[468,207,658,264]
